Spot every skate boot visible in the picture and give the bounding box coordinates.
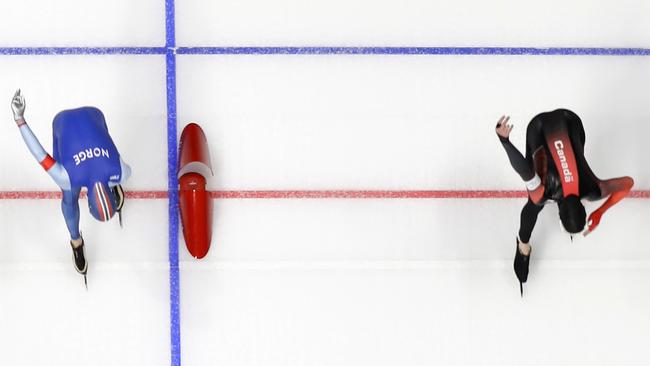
[514,237,531,297]
[71,238,88,289]
[71,238,88,275]
[112,184,124,226]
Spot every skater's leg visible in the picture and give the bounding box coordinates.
[514,199,543,289]
[518,199,544,246]
[61,187,82,246]
[62,187,87,278]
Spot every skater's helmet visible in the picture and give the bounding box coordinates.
[88,181,117,222]
[558,194,585,234]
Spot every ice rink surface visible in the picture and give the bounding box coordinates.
[1,0,650,365]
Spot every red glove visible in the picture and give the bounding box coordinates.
[584,210,602,236]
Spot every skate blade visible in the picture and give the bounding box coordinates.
[84,274,88,291]
[519,281,524,298]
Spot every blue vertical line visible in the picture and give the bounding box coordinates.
[166,0,175,49]
[165,0,180,365]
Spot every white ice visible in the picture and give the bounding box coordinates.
[175,0,650,47]
[1,1,650,365]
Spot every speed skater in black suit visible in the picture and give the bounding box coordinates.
[496,109,633,295]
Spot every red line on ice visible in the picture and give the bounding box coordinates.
[0,191,167,200]
[0,190,648,200]
[213,190,527,199]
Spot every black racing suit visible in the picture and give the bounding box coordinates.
[499,109,601,242]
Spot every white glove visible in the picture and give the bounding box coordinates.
[11,89,25,121]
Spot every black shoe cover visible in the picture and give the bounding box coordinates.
[71,239,88,275]
[513,238,530,284]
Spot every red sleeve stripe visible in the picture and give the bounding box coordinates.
[40,155,56,171]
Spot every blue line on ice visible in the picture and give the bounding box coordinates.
[0,47,166,55]
[176,46,650,55]
[165,0,181,365]
[2,47,649,56]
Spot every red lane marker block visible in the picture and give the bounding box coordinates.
[178,123,214,259]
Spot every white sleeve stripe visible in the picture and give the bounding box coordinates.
[525,174,541,191]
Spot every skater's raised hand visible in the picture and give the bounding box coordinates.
[11,89,26,123]
[495,115,512,139]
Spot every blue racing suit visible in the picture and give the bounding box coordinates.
[18,107,131,239]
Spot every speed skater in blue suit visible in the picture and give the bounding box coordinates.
[10,90,131,285]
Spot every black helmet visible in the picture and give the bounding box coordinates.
[558,194,586,234]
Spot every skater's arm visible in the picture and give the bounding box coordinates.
[584,176,634,235]
[17,123,72,190]
[11,90,71,190]
[107,157,131,187]
[119,157,131,183]
[560,111,633,235]
[496,116,545,203]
